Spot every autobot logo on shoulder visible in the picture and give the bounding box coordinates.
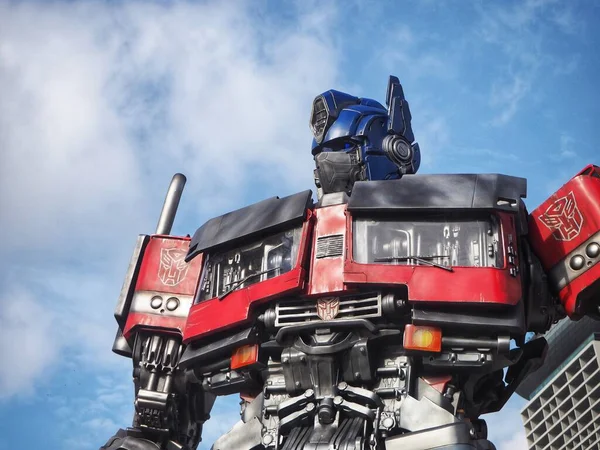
[317,297,340,320]
[539,191,584,241]
[158,248,189,286]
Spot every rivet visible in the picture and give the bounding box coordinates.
[585,242,600,259]
[570,255,585,271]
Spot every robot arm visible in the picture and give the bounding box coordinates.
[527,164,600,320]
[102,174,215,450]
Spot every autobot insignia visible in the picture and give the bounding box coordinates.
[158,247,190,286]
[539,191,584,241]
[316,297,340,320]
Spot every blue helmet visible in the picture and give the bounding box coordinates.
[309,76,420,197]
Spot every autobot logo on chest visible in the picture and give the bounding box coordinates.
[158,248,189,286]
[539,191,584,241]
[317,297,340,320]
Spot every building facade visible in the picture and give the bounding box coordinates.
[520,334,600,450]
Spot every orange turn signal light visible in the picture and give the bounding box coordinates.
[403,324,442,352]
[231,344,259,370]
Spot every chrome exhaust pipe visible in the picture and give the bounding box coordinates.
[155,173,187,235]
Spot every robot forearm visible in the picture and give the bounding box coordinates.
[101,331,215,450]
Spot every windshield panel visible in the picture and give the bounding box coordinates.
[353,216,503,268]
[197,227,303,302]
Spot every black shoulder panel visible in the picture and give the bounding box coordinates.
[348,174,527,213]
[186,190,313,261]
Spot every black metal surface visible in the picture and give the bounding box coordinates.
[276,319,378,344]
[441,336,510,353]
[487,337,548,413]
[521,239,563,333]
[348,174,527,213]
[314,151,362,196]
[112,328,133,358]
[99,430,160,450]
[385,423,472,450]
[186,190,313,261]
[179,327,257,369]
[411,303,526,335]
[205,370,258,396]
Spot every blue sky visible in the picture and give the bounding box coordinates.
[0,1,598,449]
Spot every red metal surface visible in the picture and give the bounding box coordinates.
[183,217,314,342]
[422,375,452,394]
[557,272,595,317]
[528,165,600,270]
[307,204,347,296]
[123,236,203,338]
[344,212,522,306]
[136,235,203,295]
[184,267,307,341]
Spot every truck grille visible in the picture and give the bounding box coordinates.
[275,292,381,327]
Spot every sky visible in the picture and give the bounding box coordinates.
[0,0,599,449]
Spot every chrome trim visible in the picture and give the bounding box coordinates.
[274,293,381,327]
[114,234,150,325]
[156,173,186,235]
[549,230,600,290]
[130,290,193,318]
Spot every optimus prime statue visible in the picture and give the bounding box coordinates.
[102,76,600,450]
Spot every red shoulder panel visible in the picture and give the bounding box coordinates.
[123,236,203,338]
[528,165,600,317]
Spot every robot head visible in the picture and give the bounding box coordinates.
[309,76,421,197]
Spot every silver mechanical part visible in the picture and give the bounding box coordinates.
[549,230,600,290]
[586,242,600,258]
[130,291,193,318]
[381,415,395,430]
[275,292,382,327]
[155,173,186,235]
[570,255,585,270]
[150,296,163,309]
[166,297,180,311]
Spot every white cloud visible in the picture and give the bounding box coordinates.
[484,398,529,450]
[496,430,529,450]
[489,75,532,126]
[558,133,577,159]
[199,397,242,450]
[474,1,581,126]
[0,1,340,260]
[0,1,344,447]
[0,0,340,417]
[0,288,59,398]
[50,372,134,450]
